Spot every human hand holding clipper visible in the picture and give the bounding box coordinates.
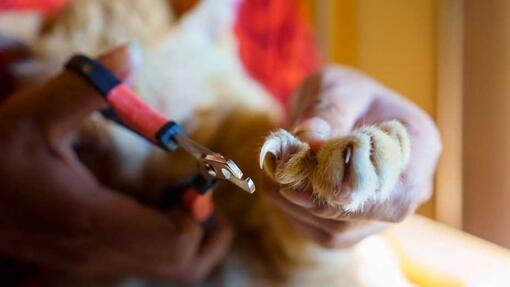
[0,45,232,282]
[64,53,255,225]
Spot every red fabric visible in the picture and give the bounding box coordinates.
[0,0,67,15]
[234,0,319,108]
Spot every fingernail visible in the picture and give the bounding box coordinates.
[293,117,331,142]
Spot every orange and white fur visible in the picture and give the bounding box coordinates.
[24,0,414,285]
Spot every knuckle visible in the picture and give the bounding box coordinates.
[420,116,442,154]
[408,110,443,157]
[430,128,443,156]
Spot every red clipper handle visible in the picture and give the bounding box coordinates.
[162,174,218,226]
[107,84,168,142]
[65,54,216,225]
[65,54,184,150]
[182,188,214,222]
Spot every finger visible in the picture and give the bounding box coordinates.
[32,43,142,139]
[0,227,140,279]
[88,192,203,266]
[291,67,375,145]
[15,166,205,275]
[278,188,367,223]
[184,215,233,283]
[271,187,345,222]
[0,228,85,271]
[293,117,331,151]
[266,188,347,234]
[0,227,162,280]
[72,209,203,281]
[280,187,315,208]
[357,93,441,220]
[391,102,441,205]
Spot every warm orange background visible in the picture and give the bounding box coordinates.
[308,0,438,217]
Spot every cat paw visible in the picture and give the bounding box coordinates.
[260,120,411,213]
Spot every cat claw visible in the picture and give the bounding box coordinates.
[259,136,281,169]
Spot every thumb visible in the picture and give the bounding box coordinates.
[290,68,374,150]
[33,43,142,139]
[292,117,331,151]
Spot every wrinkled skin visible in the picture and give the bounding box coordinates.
[264,66,442,248]
[0,45,232,283]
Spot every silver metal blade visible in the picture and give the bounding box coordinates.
[174,134,256,194]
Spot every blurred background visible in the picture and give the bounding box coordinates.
[2,0,510,284]
[307,0,510,249]
[1,0,509,250]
